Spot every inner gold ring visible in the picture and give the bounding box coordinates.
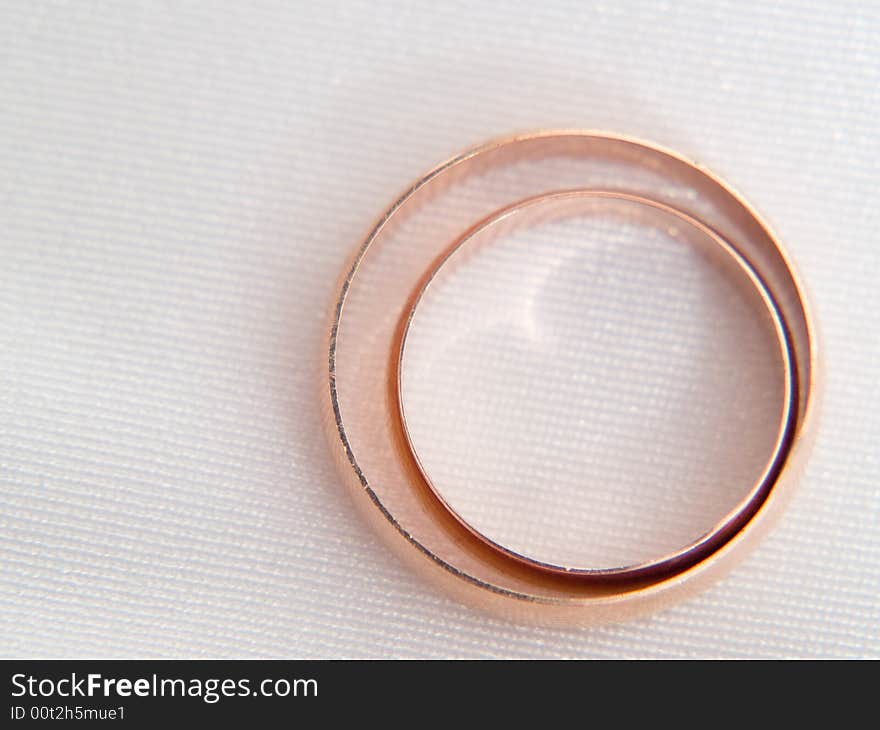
[395,189,797,581]
[325,131,819,624]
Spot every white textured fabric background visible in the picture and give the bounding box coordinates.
[1,1,878,657]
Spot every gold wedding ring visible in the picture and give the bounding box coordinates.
[324,131,819,624]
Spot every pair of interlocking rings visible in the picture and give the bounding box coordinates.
[324,131,819,624]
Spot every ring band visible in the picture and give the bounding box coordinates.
[325,131,820,624]
[395,189,797,581]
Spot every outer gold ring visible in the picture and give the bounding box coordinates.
[395,189,797,581]
[324,131,820,625]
